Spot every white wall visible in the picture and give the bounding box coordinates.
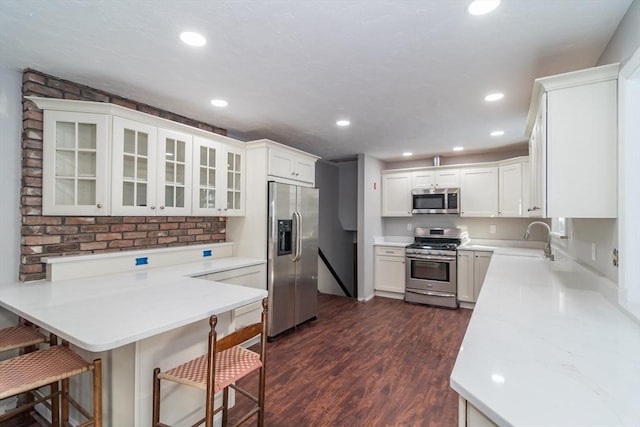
[384,216,550,242]
[0,67,22,327]
[357,154,383,301]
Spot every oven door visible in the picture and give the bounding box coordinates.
[405,254,456,293]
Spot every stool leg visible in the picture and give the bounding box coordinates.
[93,359,102,427]
[60,378,68,426]
[152,368,161,427]
[222,387,229,427]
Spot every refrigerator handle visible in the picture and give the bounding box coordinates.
[292,211,302,262]
[290,212,298,262]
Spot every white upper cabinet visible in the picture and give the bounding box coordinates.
[268,147,315,184]
[411,168,460,189]
[30,97,246,217]
[460,167,498,217]
[498,157,529,217]
[525,63,618,218]
[111,117,159,216]
[41,110,110,216]
[156,129,192,216]
[381,172,412,217]
[192,137,245,216]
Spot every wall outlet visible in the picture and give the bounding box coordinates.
[591,243,597,261]
[407,223,412,232]
[489,224,497,234]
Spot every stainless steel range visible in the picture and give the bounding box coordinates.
[405,227,468,309]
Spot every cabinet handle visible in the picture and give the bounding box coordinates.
[150,206,156,210]
[291,172,296,176]
[96,203,102,208]
[159,206,165,210]
[527,208,532,212]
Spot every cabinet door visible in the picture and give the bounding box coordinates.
[42,111,110,216]
[374,254,405,293]
[411,170,435,188]
[456,250,474,303]
[460,167,498,217]
[528,95,546,217]
[268,148,294,179]
[546,80,617,218]
[436,169,460,188]
[498,162,523,217]
[223,145,245,216]
[112,117,157,216]
[473,252,492,301]
[157,129,192,216]
[193,137,222,216]
[294,156,315,184]
[381,173,412,217]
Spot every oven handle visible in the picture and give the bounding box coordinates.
[406,289,456,298]
[405,255,456,262]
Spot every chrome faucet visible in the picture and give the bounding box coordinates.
[524,221,555,261]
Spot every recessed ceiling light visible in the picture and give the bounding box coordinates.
[402,152,413,157]
[180,31,206,47]
[336,120,350,127]
[211,99,228,107]
[484,93,504,102]
[468,0,501,16]
[491,130,505,136]
[453,146,464,152]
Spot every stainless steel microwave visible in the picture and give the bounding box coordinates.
[411,188,459,214]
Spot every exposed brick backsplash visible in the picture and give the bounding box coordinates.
[20,69,229,282]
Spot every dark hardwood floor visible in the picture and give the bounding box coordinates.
[228,293,472,427]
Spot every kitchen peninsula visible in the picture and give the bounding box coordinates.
[0,243,267,427]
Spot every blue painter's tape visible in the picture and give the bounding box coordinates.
[135,257,149,266]
[203,250,212,258]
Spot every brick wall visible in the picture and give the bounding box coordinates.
[20,69,229,282]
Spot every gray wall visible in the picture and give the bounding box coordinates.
[338,162,358,231]
[597,0,640,67]
[316,160,356,295]
[0,67,22,326]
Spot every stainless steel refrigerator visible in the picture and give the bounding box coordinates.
[267,181,319,338]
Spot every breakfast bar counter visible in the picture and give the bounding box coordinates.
[450,249,640,426]
[0,248,267,427]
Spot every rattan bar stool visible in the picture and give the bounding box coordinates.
[152,298,268,427]
[0,319,48,354]
[0,339,102,427]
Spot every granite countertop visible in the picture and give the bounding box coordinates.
[0,257,267,352]
[450,251,640,426]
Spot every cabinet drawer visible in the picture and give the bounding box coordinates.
[233,301,263,329]
[375,246,405,257]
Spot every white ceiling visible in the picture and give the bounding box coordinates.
[0,0,632,161]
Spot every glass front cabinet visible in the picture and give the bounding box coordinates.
[192,137,245,216]
[33,97,245,218]
[42,111,110,216]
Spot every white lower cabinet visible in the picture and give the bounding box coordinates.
[374,246,406,299]
[458,396,498,427]
[457,250,492,306]
[204,264,266,329]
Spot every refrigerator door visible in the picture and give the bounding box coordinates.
[295,186,319,325]
[268,182,296,337]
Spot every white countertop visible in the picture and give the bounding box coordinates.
[450,250,640,426]
[0,257,267,352]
